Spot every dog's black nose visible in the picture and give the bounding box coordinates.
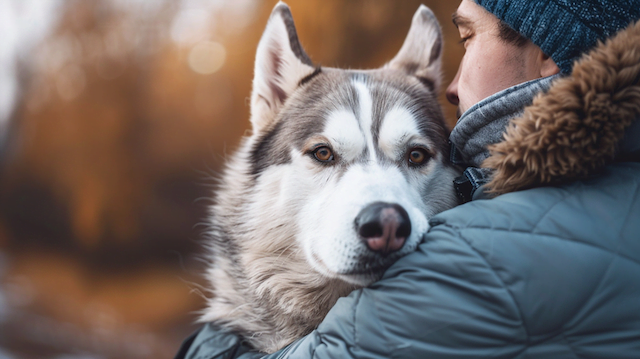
[355,202,411,255]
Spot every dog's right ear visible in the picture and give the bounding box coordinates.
[385,5,443,92]
[250,2,315,134]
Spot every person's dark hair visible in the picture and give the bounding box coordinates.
[497,20,529,47]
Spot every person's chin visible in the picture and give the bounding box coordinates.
[456,102,472,119]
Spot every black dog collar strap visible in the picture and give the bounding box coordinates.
[453,167,493,204]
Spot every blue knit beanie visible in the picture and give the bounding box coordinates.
[474,0,640,73]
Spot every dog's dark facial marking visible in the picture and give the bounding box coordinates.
[299,67,322,87]
[344,81,362,121]
[248,80,331,178]
[278,73,362,159]
[364,73,450,166]
[408,91,450,158]
[415,76,436,92]
[250,120,290,177]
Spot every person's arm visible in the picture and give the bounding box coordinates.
[174,323,263,359]
[177,220,528,359]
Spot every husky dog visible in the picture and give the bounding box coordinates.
[200,2,460,353]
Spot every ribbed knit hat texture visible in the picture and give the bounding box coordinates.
[475,0,640,73]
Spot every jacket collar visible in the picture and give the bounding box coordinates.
[479,21,640,195]
[450,74,561,168]
[453,114,639,203]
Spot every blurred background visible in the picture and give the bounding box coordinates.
[0,0,463,357]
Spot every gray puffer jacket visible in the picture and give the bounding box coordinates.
[175,21,640,359]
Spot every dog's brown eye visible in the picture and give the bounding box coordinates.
[313,146,334,162]
[408,148,430,166]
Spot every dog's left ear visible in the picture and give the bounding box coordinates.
[250,2,316,134]
[385,5,443,91]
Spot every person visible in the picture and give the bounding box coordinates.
[175,0,640,357]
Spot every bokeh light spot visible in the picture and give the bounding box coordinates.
[188,41,226,75]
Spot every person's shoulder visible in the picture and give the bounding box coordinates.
[418,162,640,286]
[408,162,640,344]
[430,186,567,237]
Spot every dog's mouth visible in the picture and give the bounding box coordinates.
[310,250,398,285]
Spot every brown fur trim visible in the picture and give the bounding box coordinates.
[482,21,640,195]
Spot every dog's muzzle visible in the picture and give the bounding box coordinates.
[355,202,411,256]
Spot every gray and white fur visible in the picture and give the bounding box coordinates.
[200,2,460,353]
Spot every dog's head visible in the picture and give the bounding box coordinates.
[237,2,458,286]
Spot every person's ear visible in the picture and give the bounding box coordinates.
[540,52,561,77]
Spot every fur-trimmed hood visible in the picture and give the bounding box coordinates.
[482,21,640,194]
